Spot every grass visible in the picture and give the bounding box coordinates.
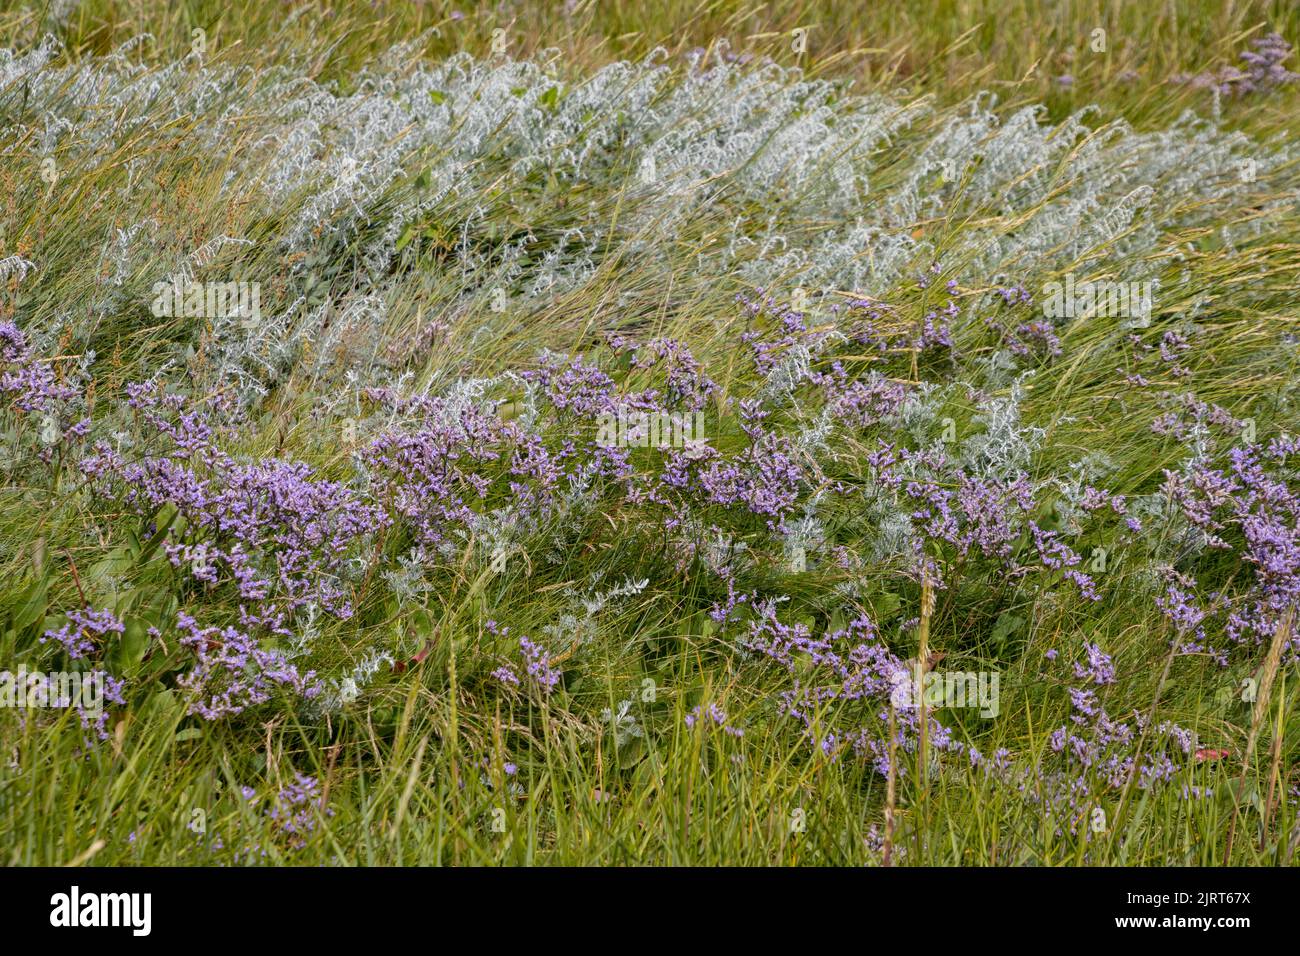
[1,0,1299,866]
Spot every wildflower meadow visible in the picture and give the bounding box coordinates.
[1,0,1300,890]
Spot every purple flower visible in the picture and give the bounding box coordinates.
[41,608,124,660]
[174,613,320,720]
[517,636,560,693]
[1073,643,1117,685]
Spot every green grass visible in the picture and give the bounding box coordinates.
[2,0,1300,866]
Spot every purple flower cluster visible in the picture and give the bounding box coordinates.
[191,773,333,861]
[0,321,89,461]
[843,295,956,355]
[521,352,618,418]
[825,368,910,429]
[1174,32,1298,96]
[867,442,1100,598]
[692,430,805,532]
[0,322,78,414]
[489,621,560,695]
[1158,436,1300,661]
[174,613,321,720]
[30,607,128,747]
[684,702,743,737]
[41,607,125,660]
[984,284,1061,361]
[82,380,387,631]
[1041,644,1201,832]
[724,601,965,776]
[267,773,332,850]
[627,337,718,410]
[1073,642,1117,685]
[1215,32,1298,95]
[361,385,576,547]
[79,673,127,743]
[519,636,561,693]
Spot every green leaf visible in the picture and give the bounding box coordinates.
[86,546,134,589]
[619,736,647,763]
[991,612,1025,648]
[871,590,902,623]
[11,577,48,635]
[140,688,180,721]
[429,90,447,106]
[1038,500,1067,533]
[138,504,180,564]
[109,615,152,671]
